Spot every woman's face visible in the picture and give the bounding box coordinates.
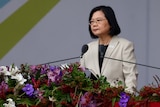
[90,10,111,37]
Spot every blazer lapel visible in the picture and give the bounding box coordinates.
[92,40,101,76]
[101,36,119,73]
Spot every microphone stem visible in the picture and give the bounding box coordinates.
[105,57,160,70]
[40,56,80,65]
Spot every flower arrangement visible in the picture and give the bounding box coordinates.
[0,62,160,107]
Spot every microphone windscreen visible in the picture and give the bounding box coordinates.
[81,44,88,55]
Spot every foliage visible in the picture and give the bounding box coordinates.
[0,63,160,107]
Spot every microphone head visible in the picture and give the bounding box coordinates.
[82,44,88,54]
[81,44,88,58]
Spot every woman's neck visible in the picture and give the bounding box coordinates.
[99,35,112,45]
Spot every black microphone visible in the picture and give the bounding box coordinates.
[40,44,88,65]
[104,56,160,70]
[80,44,88,58]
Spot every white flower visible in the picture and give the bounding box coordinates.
[3,98,16,107]
[11,73,27,85]
[0,65,20,76]
[60,63,69,70]
[0,66,7,71]
[110,79,122,88]
[0,66,10,82]
[0,66,10,75]
[49,96,56,102]
[9,65,20,75]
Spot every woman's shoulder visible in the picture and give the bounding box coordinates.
[114,36,133,45]
[87,40,98,46]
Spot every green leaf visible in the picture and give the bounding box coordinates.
[16,98,37,105]
[35,69,41,80]
[112,97,117,106]
[8,78,16,87]
[0,100,5,107]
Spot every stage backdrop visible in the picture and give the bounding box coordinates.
[0,0,160,90]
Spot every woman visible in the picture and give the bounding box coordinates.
[80,5,138,94]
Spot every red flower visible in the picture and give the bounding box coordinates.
[70,92,79,106]
[32,78,41,89]
[59,84,74,93]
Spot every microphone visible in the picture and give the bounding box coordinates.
[104,56,160,70]
[80,44,88,58]
[40,44,88,65]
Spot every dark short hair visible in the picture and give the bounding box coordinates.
[89,6,121,39]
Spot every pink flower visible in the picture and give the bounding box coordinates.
[47,67,62,84]
[79,92,96,107]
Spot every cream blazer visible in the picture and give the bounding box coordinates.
[80,36,138,93]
